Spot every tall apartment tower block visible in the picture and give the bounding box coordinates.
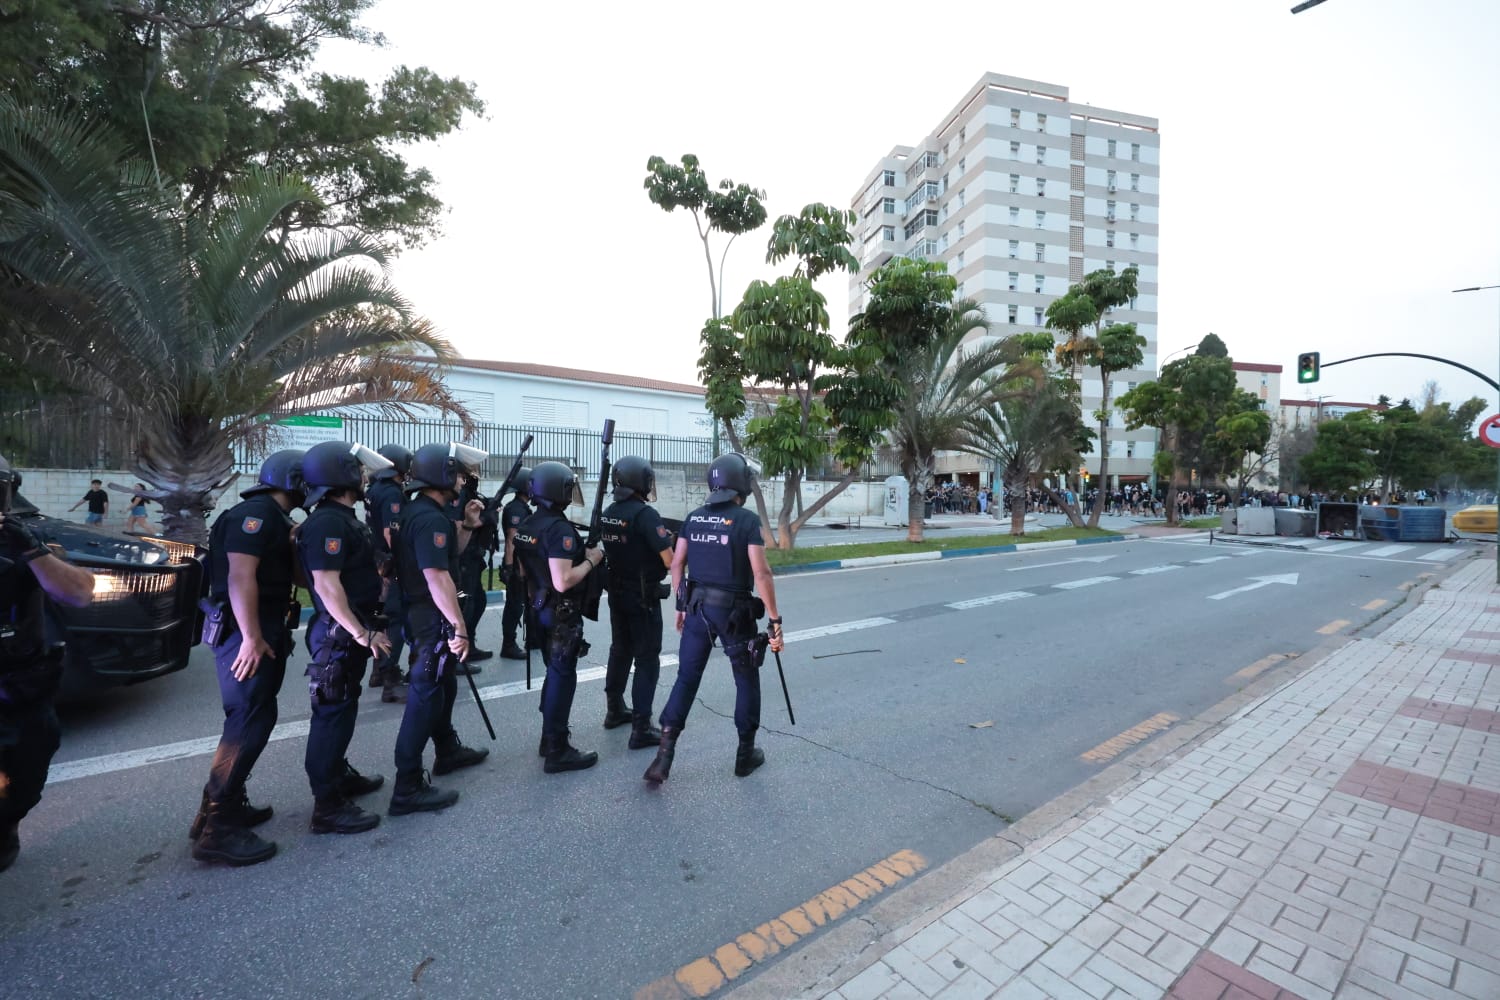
[849,72,1161,486]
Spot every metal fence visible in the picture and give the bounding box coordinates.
[0,393,142,470]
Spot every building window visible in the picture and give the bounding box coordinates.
[1131,143,1140,161]
[882,225,894,241]
[1008,271,1019,291]
[1037,112,1047,132]
[1036,178,1046,196]
[957,220,965,237]
[1010,206,1020,224]
[1010,108,1020,127]
[1034,275,1044,293]
[1034,242,1045,262]
[1106,259,1115,271]
[1107,169,1116,188]
[1010,141,1021,159]
[1036,145,1046,165]
[882,197,895,214]
[883,169,897,186]
[1130,173,1139,191]
[958,156,966,173]
[1107,138,1117,157]
[959,126,966,143]
[1129,232,1139,249]
[615,405,670,434]
[1008,304,1018,324]
[958,189,965,207]
[1106,199,1116,220]
[1129,203,1139,221]
[1126,442,1135,459]
[1034,307,1045,325]
[523,396,589,428]
[1009,173,1020,193]
[924,151,940,168]
[1036,210,1046,229]
[1106,230,1115,248]
[1008,240,1019,259]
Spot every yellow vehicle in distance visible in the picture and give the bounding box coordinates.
[1452,505,1498,534]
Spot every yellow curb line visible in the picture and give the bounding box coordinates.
[1080,712,1180,763]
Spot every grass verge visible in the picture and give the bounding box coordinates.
[765,526,1119,568]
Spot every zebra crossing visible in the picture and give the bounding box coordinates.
[1152,534,1470,564]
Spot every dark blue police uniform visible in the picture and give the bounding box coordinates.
[659,502,765,736]
[514,506,589,739]
[0,529,65,847]
[392,493,464,778]
[600,497,673,724]
[364,478,407,677]
[202,493,295,808]
[297,502,381,802]
[500,495,531,650]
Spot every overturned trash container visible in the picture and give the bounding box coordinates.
[1274,508,1316,537]
[1359,504,1447,542]
[1315,501,1360,538]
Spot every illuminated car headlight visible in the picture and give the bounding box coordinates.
[92,574,116,596]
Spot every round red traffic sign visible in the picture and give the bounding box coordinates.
[1480,413,1500,449]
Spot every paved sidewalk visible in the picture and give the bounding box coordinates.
[785,552,1500,999]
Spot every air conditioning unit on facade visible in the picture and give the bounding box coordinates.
[1107,184,1117,193]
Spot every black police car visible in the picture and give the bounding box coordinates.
[7,485,205,691]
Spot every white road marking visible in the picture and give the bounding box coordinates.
[946,592,1036,610]
[1192,556,1233,564]
[1007,555,1116,572]
[1129,565,1183,576]
[51,616,898,784]
[1052,576,1120,590]
[1417,547,1463,562]
[1207,573,1300,601]
[1363,544,1407,558]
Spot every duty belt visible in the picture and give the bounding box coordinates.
[689,583,749,609]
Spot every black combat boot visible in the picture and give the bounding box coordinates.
[188,788,272,840]
[628,716,662,750]
[500,641,526,660]
[537,733,549,758]
[603,695,634,730]
[734,733,765,777]
[388,771,459,816]
[338,760,385,797]
[367,662,386,689]
[543,731,599,773]
[467,646,494,662]
[0,822,19,872]
[433,739,489,775]
[310,796,381,834]
[381,671,409,704]
[644,725,679,784]
[191,804,277,866]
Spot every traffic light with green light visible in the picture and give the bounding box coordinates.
[1297,351,1320,384]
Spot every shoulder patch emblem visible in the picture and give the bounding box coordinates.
[241,516,262,534]
[720,535,730,545]
[324,538,341,554]
[656,525,670,538]
[433,531,448,549]
[390,502,400,514]
[562,536,574,551]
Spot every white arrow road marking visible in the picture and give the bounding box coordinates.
[946,591,1036,610]
[1207,573,1300,601]
[1053,576,1120,590]
[1129,565,1183,576]
[1007,555,1117,572]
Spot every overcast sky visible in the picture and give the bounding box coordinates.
[327,0,1500,413]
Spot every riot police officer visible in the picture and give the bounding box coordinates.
[389,442,490,815]
[515,461,602,773]
[190,450,305,866]
[0,454,94,873]
[599,456,673,747]
[645,453,784,784]
[455,469,494,664]
[498,468,532,660]
[365,443,413,703]
[296,441,394,835]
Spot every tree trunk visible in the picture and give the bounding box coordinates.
[1089,369,1110,528]
[1164,478,1180,526]
[789,470,859,538]
[723,417,777,547]
[1006,469,1027,536]
[907,487,926,543]
[776,468,801,551]
[134,420,237,547]
[1041,484,1086,528]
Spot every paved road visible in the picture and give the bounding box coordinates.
[0,535,1476,999]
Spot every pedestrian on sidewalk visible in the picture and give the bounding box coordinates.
[645,453,784,784]
[125,485,150,534]
[69,479,108,525]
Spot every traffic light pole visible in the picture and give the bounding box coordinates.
[1314,352,1499,392]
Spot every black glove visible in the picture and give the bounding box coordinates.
[0,515,48,563]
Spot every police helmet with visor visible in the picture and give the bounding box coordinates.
[706,452,755,503]
[240,448,307,504]
[611,455,656,502]
[301,441,393,506]
[407,442,488,494]
[529,461,584,510]
[373,443,414,481]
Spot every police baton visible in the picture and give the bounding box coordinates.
[772,644,795,725]
[444,620,496,740]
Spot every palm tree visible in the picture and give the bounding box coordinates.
[888,299,1036,542]
[968,378,1088,537]
[0,101,469,544]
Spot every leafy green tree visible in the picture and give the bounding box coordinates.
[0,101,466,544]
[1300,411,1379,497]
[1194,332,1229,358]
[644,153,767,321]
[1,0,484,248]
[1083,322,1146,527]
[884,301,1038,541]
[1371,401,1447,501]
[969,375,1088,536]
[1118,354,1240,525]
[1208,391,1274,500]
